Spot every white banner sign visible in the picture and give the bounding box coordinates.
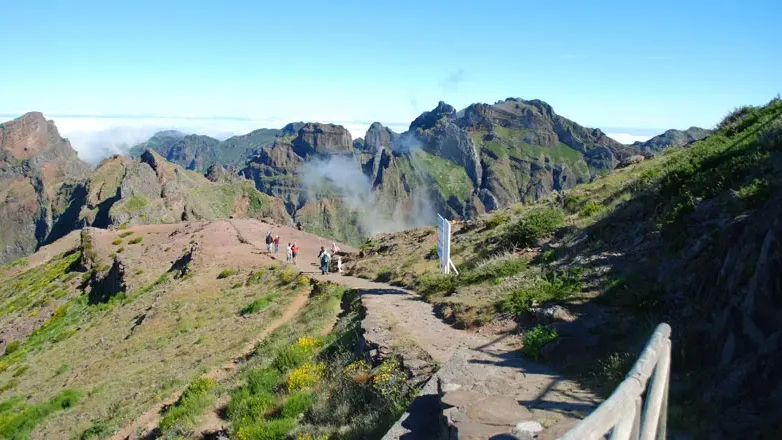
[437,214,457,275]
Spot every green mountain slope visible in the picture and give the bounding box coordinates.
[632,126,712,151]
[350,96,782,439]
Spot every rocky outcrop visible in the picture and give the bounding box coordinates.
[292,123,354,157]
[0,112,92,264]
[632,126,712,151]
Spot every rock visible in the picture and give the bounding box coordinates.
[511,421,544,440]
[464,395,533,426]
[0,112,91,264]
[530,304,576,324]
[441,390,486,409]
[292,122,353,157]
[442,382,462,393]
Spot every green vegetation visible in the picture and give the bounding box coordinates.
[217,268,238,279]
[500,268,583,315]
[240,295,278,316]
[223,284,417,439]
[521,325,558,360]
[111,238,122,246]
[500,208,564,249]
[413,149,473,202]
[123,195,148,213]
[0,389,81,440]
[159,377,218,434]
[119,231,134,238]
[128,236,143,245]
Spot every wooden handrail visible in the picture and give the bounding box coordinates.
[561,323,672,440]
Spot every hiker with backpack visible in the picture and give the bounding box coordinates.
[291,242,299,265]
[318,246,331,275]
[286,242,293,262]
[273,235,280,254]
[265,231,273,252]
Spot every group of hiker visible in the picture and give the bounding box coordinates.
[263,230,342,275]
[265,231,300,264]
[317,243,342,275]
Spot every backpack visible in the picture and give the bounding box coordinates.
[321,253,330,264]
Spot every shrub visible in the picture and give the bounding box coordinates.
[227,388,276,423]
[521,325,558,360]
[592,352,635,394]
[343,360,371,384]
[4,341,20,355]
[372,358,409,409]
[111,239,122,246]
[12,364,28,377]
[758,120,782,151]
[735,178,771,208]
[485,211,510,229]
[296,274,311,286]
[128,236,143,245]
[579,201,602,217]
[426,246,439,260]
[287,362,325,391]
[235,417,296,440]
[278,267,296,284]
[135,269,144,275]
[240,296,275,315]
[461,257,526,285]
[159,377,217,433]
[272,345,313,372]
[281,390,314,418]
[502,208,564,249]
[0,389,81,439]
[247,367,282,394]
[116,247,125,253]
[417,273,455,296]
[217,268,238,279]
[500,268,583,316]
[119,231,134,238]
[55,363,70,376]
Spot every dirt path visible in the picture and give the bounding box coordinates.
[231,219,601,438]
[110,288,311,440]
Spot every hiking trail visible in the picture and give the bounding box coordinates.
[230,219,601,439]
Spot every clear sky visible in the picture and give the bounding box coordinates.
[1,0,780,159]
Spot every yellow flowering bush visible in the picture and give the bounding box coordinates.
[343,360,371,384]
[372,358,408,407]
[296,336,319,350]
[287,362,325,392]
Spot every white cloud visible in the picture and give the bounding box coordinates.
[606,132,652,145]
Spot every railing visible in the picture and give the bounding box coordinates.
[561,323,672,440]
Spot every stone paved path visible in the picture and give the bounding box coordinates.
[232,220,601,439]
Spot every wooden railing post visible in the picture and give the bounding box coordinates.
[560,324,671,440]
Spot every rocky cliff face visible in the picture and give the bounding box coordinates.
[633,126,712,151]
[79,150,289,228]
[0,112,91,264]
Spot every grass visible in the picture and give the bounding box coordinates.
[220,284,417,439]
[217,268,238,279]
[500,208,564,250]
[128,236,143,245]
[240,295,278,315]
[0,389,81,440]
[159,377,218,434]
[111,239,122,246]
[119,231,134,238]
[413,149,474,202]
[521,325,558,360]
[499,268,583,316]
[123,195,148,213]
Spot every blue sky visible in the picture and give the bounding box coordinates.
[1,0,780,160]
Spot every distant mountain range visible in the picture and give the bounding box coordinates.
[0,99,711,262]
[632,126,712,151]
